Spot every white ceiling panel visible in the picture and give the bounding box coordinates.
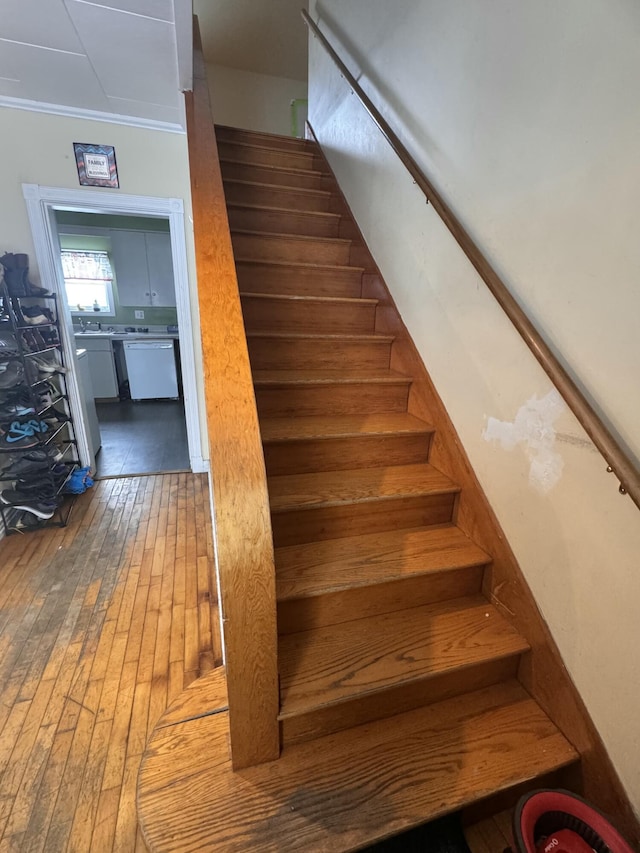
[107,94,181,125]
[72,0,174,23]
[0,76,22,98]
[0,41,111,110]
[0,0,84,53]
[66,0,180,108]
[0,0,309,131]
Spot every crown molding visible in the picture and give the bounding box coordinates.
[0,95,185,134]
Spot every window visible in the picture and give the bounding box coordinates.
[61,250,116,315]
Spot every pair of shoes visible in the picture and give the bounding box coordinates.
[6,511,44,533]
[0,489,59,519]
[0,417,50,449]
[0,331,19,357]
[36,381,61,410]
[19,304,55,326]
[0,253,50,297]
[0,361,23,389]
[20,328,48,353]
[2,477,57,498]
[11,445,63,467]
[42,406,70,427]
[29,353,67,375]
[0,385,32,409]
[0,401,34,420]
[1,452,51,477]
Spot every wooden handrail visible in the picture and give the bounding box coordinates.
[302,9,640,511]
[185,17,280,769]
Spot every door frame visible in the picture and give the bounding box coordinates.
[22,183,207,473]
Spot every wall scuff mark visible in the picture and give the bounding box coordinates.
[483,389,566,493]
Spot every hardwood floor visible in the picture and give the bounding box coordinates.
[0,472,220,852]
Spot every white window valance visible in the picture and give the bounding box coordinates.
[61,250,113,281]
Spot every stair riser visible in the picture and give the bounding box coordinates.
[217,141,320,171]
[220,160,333,191]
[228,207,340,238]
[224,181,331,213]
[232,233,351,265]
[255,383,410,417]
[271,493,457,547]
[241,297,376,335]
[277,564,484,634]
[236,262,362,298]
[247,337,392,371]
[216,127,313,152]
[263,433,431,476]
[461,769,581,831]
[280,656,520,746]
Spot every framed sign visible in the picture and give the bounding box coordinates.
[73,143,119,188]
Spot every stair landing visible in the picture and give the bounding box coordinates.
[138,667,578,853]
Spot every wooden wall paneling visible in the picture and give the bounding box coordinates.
[185,18,279,769]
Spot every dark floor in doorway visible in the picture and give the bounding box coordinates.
[363,813,472,852]
[95,399,190,478]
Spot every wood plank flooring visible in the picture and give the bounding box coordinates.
[0,472,220,852]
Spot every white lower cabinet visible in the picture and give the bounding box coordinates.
[76,337,118,399]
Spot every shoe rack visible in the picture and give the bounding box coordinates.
[0,281,81,535]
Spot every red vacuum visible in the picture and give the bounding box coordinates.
[510,790,636,853]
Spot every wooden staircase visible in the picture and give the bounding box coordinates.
[137,126,580,851]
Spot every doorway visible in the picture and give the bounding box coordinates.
[22,184,206,477]
[55,210,189,478]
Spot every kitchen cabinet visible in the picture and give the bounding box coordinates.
[76,337,119,400]
[145,233,176,307]
[75,349,102,468]
[110,230,176,308]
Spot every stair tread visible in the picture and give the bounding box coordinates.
[262,412,432,443]
[275,524,489,600]
[224,177,332,199]
[278,596,529,717]
[241,291,377,305]
[219,138,316,159]
[228,202,340,221]
[247,332,394,342]
[236,257,364,274]
[232,228,350,245]
[220,157,327,180]
[138,672,578,853]
[253,368,411,385]
[268,463,458,513]
[216,124,316,150]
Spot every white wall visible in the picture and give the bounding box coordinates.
[206,64,307,136]
[308,0,640,813]
[0,105,209,458]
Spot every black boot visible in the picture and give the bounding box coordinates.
[0,253,26,296]
[13,255,50,297]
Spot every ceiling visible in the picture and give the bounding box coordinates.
[0,0,308,131]
[194,0,308,82]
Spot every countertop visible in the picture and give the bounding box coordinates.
[74,331,179,341]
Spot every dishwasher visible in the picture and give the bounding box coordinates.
[123,339,178,400]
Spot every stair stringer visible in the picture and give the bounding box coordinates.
[310,136,640,843]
